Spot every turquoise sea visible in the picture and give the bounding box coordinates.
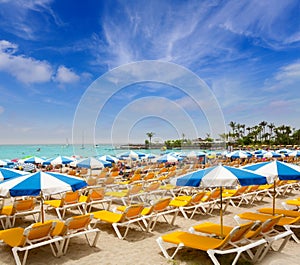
[0,144,166,160]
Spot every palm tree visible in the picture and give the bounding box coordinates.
[229,121,236,141]
[146,132,155,148]
[268,123,275,142]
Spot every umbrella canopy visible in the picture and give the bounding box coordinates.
[171,165,271,187]
[98,155,119,163]
[43,156,74,166]
[0,168,28,181]
[19,156,45,164]
[263,151,283,158]
[0,171,87,197]
[171,164,270,237]
[244,160,300,215]
[118,150,146,159]
[287,150,300,157]
[0,159,8,166]
[187,151,206,158]
[226,150,252,159]
[76,157,111,169]
[156,154,182,163]
[243,160,300,181]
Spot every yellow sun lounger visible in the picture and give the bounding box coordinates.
[169,191,207,219]
[156,222,266,265]
[258,207,300,218]
[116,197,178,232]
[79,188,112,212]
[0,221,64,265]
[234,212,299,243]
[58,214,101,255]
[1,198,41,228]
[44,191,86,220]
[190,215,290,260]
[91,204,145,239]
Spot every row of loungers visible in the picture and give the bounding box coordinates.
[157,207,299,265]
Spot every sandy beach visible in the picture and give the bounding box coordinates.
[0,181,299,265]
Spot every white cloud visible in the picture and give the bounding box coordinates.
[54,65,80,84]
[0,0,61,40]
[0,40,53,83]
[0,106,4,114]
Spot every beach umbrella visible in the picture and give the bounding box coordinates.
[287,150,300,157]
[76,157,111,169]
[0,168,28,181]
[118,150,146,160]
[98,155,119,163]
[244,160,300,214]
[43,156,74,166]
[156,153,182,163]
[0,171,87,222]
[263,151,284,158]
[277,148,292,154]
[19,156,45,164]
[187,151,206,158]
[0,159,8,167]
[171,164,271,236]
[226,150,252,159]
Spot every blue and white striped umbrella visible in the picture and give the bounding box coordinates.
[171,164,270,236]
[171,164,270,188]
[98,155,119,163]
[156,153,183,163]
[0,159,8,166]
[0,171,87,197]
[243,160,300,181]
[226,150,252,159]
[263,151,284,158]
[118,150,146,159]
[19,156,45,164]
[0,168,28,181]
[287,150,300,157]
[76,157,111,169]
[43,156,74,166]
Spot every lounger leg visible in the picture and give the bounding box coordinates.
[156,237,184,259]
[12,248,28,265]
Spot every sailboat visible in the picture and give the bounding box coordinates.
[80,132,85,149]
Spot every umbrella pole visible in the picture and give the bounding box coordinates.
[40,191,45,223]
[220,186,223,238]
[272,180,276,216]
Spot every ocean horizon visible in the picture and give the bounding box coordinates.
[0,143,176,160]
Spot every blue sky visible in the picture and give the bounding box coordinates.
[0,0,299,145]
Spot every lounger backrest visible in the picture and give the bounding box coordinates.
[144,172,155,181]
[24,221,55,244]
[191,192,206,204]
[65,214,92,232]
[261,215,282,234]
[14,198,36,212]
[88,188,105,202]
[104,176,115,185]
[129,174,141,183]
[229,222,254,244]
[235,186,248,196]
[152,197,172,213]
[128,184,143,195]
[122,205,144,221]
[62,191,79,205]
[145,181,161,192]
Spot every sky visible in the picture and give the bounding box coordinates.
[0,0,299,145]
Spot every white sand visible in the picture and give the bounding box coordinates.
[0,189,299,265]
